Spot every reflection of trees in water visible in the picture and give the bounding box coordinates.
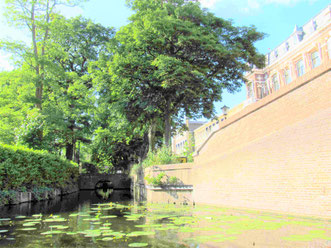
[95,188,113,200]
[95,181,114,200]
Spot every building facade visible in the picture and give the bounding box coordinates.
[172,4,331,156]
[245,5,331,102]
[172,119,205,155]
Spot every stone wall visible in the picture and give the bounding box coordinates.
[135,163,194,205]
[193,62,331,218]
[140,62,330,218]
[79,173,131,190]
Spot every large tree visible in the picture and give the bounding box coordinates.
[43,16,114,161]
[2,0,84,143]
[110,0,265,147]
[0,69,34,145]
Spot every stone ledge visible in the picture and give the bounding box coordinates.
[0,185,79,207]
[146,185,193,191]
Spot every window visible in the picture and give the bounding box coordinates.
[247,82,254,99]
[311,51,321,68]
[296,59,305,77]
[328,38,331,59]
[272,74,280,91]
[312,20,317,31]
[284,68,292,84]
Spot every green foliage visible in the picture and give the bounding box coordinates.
[181,137,195,163]
[0,69,35,145]
[168,176,179,185]
[142,146,178,168]
[145,172,165,186]
[0,143,79,190]
[131,146,178,176]
[111,0,265,146]
[0,190,16,205]
[31,186,52,201]
[145,174,179,186]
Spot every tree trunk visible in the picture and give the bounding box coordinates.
[164,100,171,147]
[31,3,44,142]
[66,142,74,161]
[66,121,75,161]
[148,121,156,153]
[31,3,42,110]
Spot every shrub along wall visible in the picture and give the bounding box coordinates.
[0,143,79,205]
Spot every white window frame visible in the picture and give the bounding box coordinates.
[284,68,292,84]
[311,50,321,68]
[296,59,305,77]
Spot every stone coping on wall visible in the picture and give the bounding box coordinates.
[145,163,194,172]
[146,185,193,191]
[195,59,331,156]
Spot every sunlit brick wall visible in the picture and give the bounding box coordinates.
[192,62,331,218]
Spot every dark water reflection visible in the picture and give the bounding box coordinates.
[0,190,330,248]
[0,190,131,219]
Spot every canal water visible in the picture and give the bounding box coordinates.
[0,190,330,248]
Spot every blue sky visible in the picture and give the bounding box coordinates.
[0,0,330,118]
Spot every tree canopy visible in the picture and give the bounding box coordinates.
[0,0,265,171]
[110,0,265,146]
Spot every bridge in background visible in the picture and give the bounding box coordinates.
[79,173,131,190]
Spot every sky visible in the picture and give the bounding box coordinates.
[0,0,330,118]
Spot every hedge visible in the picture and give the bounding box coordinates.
[0,143,79,190]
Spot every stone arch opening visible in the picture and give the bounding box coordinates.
[95,180,113,192]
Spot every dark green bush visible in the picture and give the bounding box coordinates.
[0,143,79,190]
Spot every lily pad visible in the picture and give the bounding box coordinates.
[41,230,64,235]
[22,222,39,226]
[103,223,112,226]
[0,218,11,221]
[100,215,117,219]
[69,213,79,217]
[102,237,114,241]
[102,231,125,238]
[20,227,37,231]
[84,233,101,237]
[82,218,99,222]
[43,218,66,223]
[32,214,42,218]
[101,207,114,210]
[15,216,26,219]
[128,243,148,247]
